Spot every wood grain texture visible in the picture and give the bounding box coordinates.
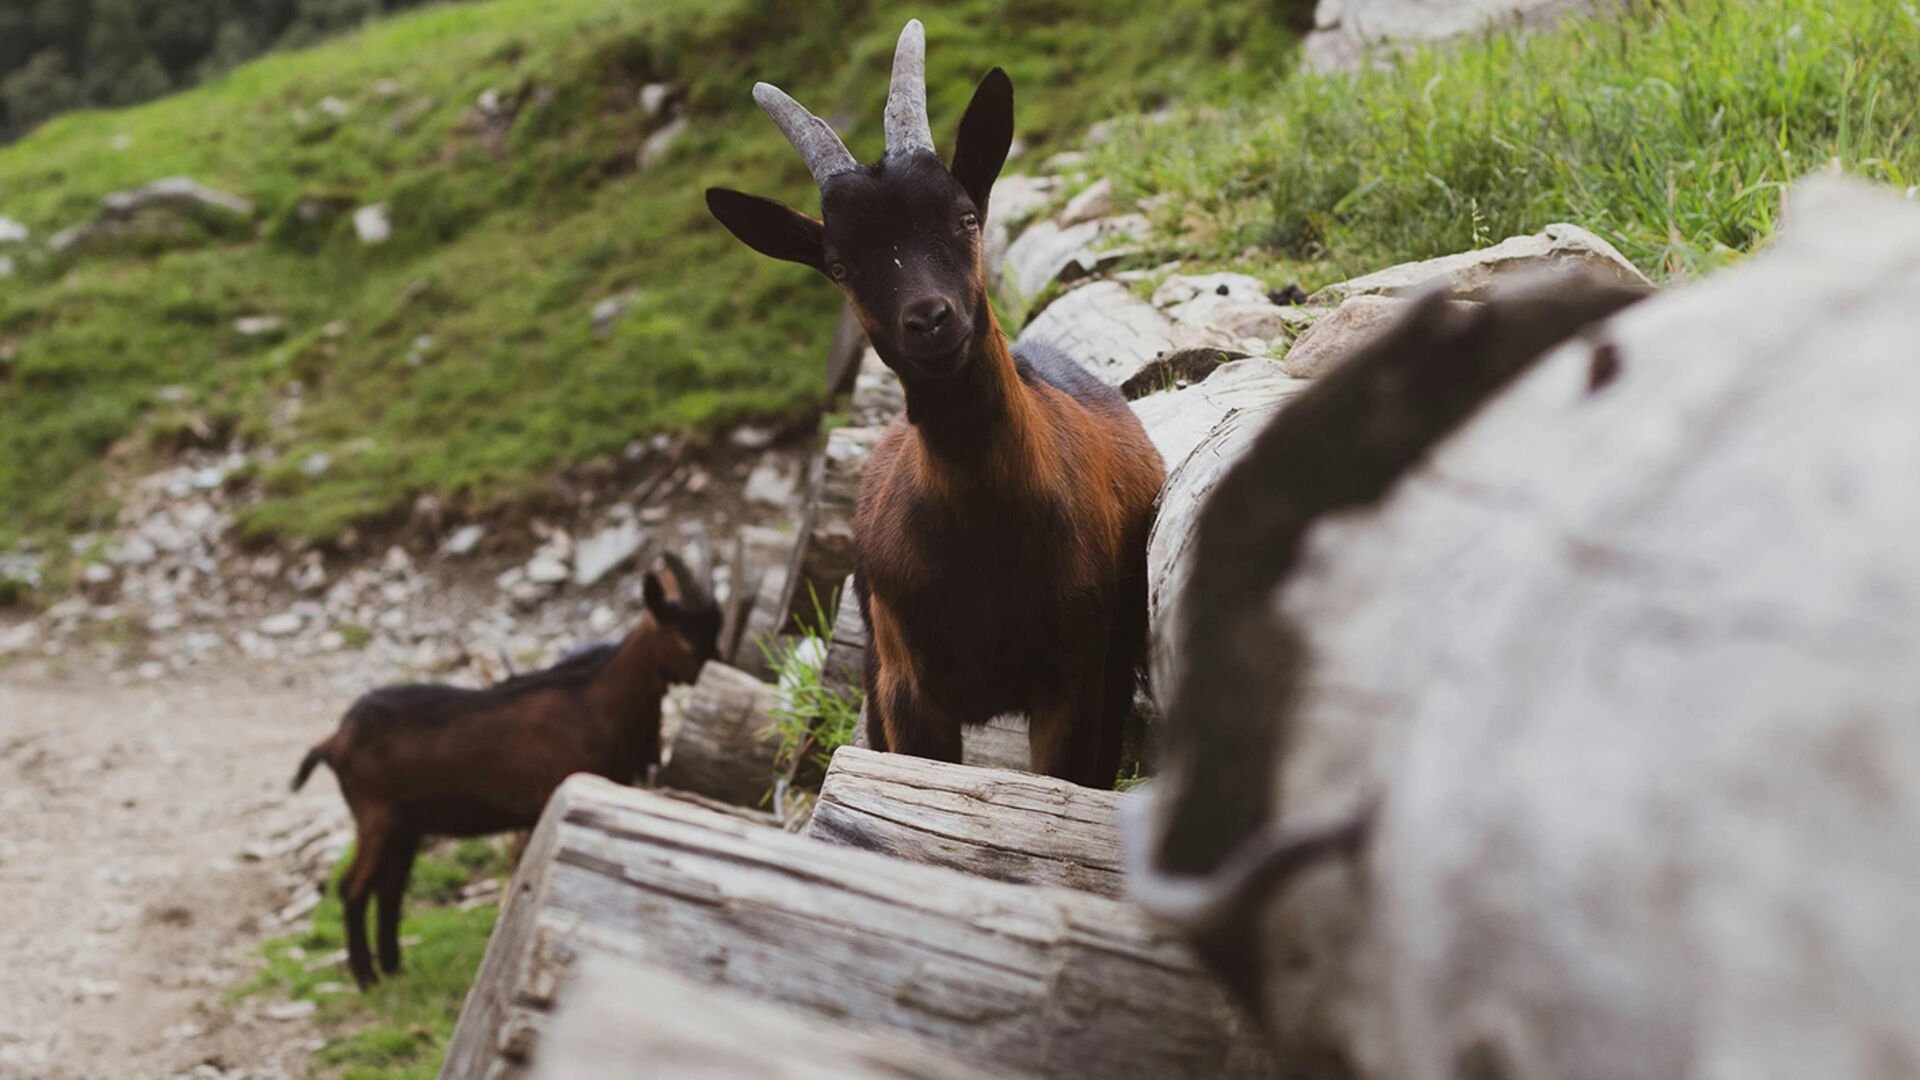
[530,953,989,1080]
[444,776,1271,1080]
[657,661,781,807]
[778,424,882,634]
[806,746,1126,897]
[1140,178,1920,1080]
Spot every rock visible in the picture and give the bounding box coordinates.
[984,174,1061,278]
[0,216,27,245]
[233,315,284,337]
[1151,272,1273,309]
[728,424,777,451]
[524,555,570,587]
[588,605,621,636]
[264,1000,318,1022]
[591,292,637,337]
[1151,272,1321,344]
[443,524,486,556]
[1309,222,1652,305]
[743,457,800,508]
[101,178,252,222]
[109,536,159,567]
[137,661,166,680]
[316,630,347,651]
[1000,214,1150,301]
[1281,294,1473,378]
[1057,178,1114,227]
[81,563,116,587]
[638,82,676,117]
[146,611,182,633]
[1015,281,1243,391]
[572,520,645,588]
[315,96,350,119]
[353,203,392,245]
[299,452,331,478]
[0,255,13,278]
[638,115,688,169]
[0,622,40,656]
[1304,0,1626,71]
[1129,358,1309,471]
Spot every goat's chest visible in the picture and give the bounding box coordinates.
[863,489,1100,710]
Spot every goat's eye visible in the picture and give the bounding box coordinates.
[828,261,848,281]
[959,212,980,232]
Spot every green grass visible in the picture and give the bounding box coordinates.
[0,0,1300,551]
[1091,0,1920,291]
[764,585,863,792]
[240,838,509,1080]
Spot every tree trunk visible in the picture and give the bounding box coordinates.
[778,425,881,635]
[658,661,782,808]
[445,776,1272,1080]
[806,746,1126,897]
[530,953,990,1080]
[1134,178,1920,1080]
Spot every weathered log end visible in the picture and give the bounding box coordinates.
[807,746,1126,896]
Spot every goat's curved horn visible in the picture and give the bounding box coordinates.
[883,19,935,157]
[753,82,858,187]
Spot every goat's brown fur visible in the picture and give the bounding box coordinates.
[290,556,717,988]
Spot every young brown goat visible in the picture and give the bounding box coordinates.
[708,22,1163,787]
[290,554,718,989]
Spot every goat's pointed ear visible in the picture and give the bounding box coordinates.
[706,187,827,273]
[951,68,1013,213]
[641,567,671,617]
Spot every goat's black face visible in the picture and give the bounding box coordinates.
[820,153,981,378]
[642,554,721,685]
[706,65,1014,384]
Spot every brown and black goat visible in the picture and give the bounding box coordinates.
[707,22,1163,787]
[289,554,718,988]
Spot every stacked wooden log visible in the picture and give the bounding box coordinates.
[446,771,1271,1079]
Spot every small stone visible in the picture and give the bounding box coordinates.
[1057,178,1113,227]
[443,524,486,556]
[572,520,645,588]
[146,611,182,632]
[110,536,158,566]
[315,96,350,119]
[82,563,116,586]
[588,605,620,635]
[300,452,331,478]
[316,630,346,652]
[137,661,166,680]
[353,203,391,245]
[524,556,570,586]
[264,1000,318,1021]
[638,115,688,169]
[729,424,777,450]
[743,458,799,507]
[591,292,637,337]
[0,216,27,245]
[233,315,285,337]
[638,83,675,117]
[259,612,304,637]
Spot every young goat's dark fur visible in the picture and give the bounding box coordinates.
[707,23,1162,787]
[290,555,718,989]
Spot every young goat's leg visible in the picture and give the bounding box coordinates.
[374,827,421,977]
[340,806,393,990]
[1031,636,1124,788]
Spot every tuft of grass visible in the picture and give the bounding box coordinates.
[1093,0,1920,290]
[763,585,862,791]
[240,841,512,1080]
[0,0,1301,552]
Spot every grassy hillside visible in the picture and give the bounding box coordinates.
[1095,0,1920,288]
[0,0,1299,550]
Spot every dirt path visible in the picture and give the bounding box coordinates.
[0,668,350,1080]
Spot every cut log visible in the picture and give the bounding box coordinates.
[1129,357,1307,475]
[850,347,904,428]
[658,661,781,807]
[727,524,798,678]
[1015,281,1244,391]
[1000,215,1149,303]
[821,573,866,692]
[806,746,1125,897]
[531,953,989,1080]
[445,776,1271,1080]
[777,425,881,634]
[1134,178,1920,1079]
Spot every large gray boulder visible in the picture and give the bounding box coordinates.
[1131,177,1920,1080]
[1304,0,1625,71]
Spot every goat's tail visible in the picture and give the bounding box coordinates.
[291,742,332,792]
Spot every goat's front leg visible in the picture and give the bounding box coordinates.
[866,596,960,762]
[1029,632,1124,788]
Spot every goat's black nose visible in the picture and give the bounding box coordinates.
[903,298,953,338]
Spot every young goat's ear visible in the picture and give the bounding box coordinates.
[641,566,673,618]
[706,187,827,273]
[950,68,1013,213]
